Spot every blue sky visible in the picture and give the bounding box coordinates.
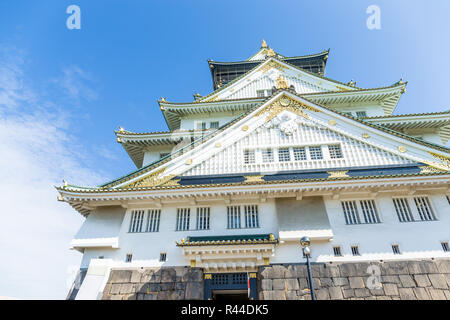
[0,0,449,299]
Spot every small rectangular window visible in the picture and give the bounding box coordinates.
[244,205,259,228]
[413,197,436,221]
[210,121,219,129]
[146,209,161,232]
[262,149,274,163]
[227,206,241,229]
[341,201,361,225]
[293,147,307,161]
[328,144,343,159]
[160,153,169,159]
[278,148,291,162]
[392,244,401,255]
[160,253,167,262]
[351,246,360,256]
[196,207,210,230]
[447,195,450,205]
[393,198,414,222]
[309,146,323,160]
[244,149,255,164]
[125,254,133,263]
[129,210,145,233]
[359,200,380,224]
[176,208,190,231]
[256,90,265,98]
[356,111,367,118]
[441,242,449,252]
[333,246,342,257]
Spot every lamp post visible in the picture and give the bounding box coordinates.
[300,236,316,300]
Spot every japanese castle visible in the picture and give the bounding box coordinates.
[60,41,450,300]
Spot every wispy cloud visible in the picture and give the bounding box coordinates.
[0,46,105,299]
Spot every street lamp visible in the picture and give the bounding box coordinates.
[300,236,316,300]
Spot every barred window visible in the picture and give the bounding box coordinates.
[129,210,145,233]
[309,146,323,160]
[160,153,169,159]
[447,195,450,205]
[278,148,291,162]
[227,206,241,229]
[341,201,360,225]
[256,90,265,97]
[356,111,367,118]
[160,252,167,262]
[244,205,259,228]
[176,208,190,231]
[328,144,343,159]
[125,254,133,263]
[351,246,360,256]
[392,244,401,255]
[359,200,380,224]
[210,121,219,129]
[262,149,274,163]
[393,198,414,222]
[442,242,449,252]
[413,197,436,221]
[244,149,255,164]
[333,246,342,257]
[293,147,307,161]
[196,207,210,230]
[146,209,161,232]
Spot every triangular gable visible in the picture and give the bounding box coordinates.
[200,57,355,102]
[111,91,449,189]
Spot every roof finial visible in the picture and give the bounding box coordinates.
[160,97,166,102]
[276,75,289,89]
[261,39,268,48]
[267,48,276,57]
[62,179,68,187]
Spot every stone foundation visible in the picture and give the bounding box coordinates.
[258,259,450,300]
[102,267,203,300]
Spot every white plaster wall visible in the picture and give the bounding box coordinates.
[75,206,125,239]
[329,103,385,117]
[142,146,175,167]
[180,114,237,131]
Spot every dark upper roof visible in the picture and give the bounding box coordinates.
[208,50,329,90]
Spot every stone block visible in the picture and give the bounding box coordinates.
[261,279,272,291]
[328,287,343,300]
[298,278,309,290]
[382,261,409,275]
[381,275,400,284]
[160,282,175,291]
[398,288,416,300]
[320,264,340,278]
[332,277,348,286]
[349,277,365,289]
[315,289,330,300]
[444,274,450,287]
[272,290,286,300]
[318,277,333,288]
[383,283,399,296]
[130,270,142,283]
[285,265,306,278]
[110,283,121,295]
[141,269,161,283]
[428,274,448,289]
[399,275,416,288]
[342,289,354,299]
[176,282,186,290]
[124,294,136,300]
[413,274,431,287]
[110,270,132,283]
[143,293,157,300]
[354,288,370,298]
[428,289,446,300]
[272,279,285,290]
[413,287,430,300]
[286,278,299,291]
[376,296,392,300]
[436,260,450,274]
[369,288,385,296]
[149,283,161,292]
[407,260,439,274]
[182,268,202,282]
[119,283,135,294]
[110,295,122,300]
[161,268,177,283]
[262,291,273,300]
[285,291,299,300]
[185,282,203,300]
[444,290,450,300]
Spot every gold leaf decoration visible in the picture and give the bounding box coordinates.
[259,60,288,74]
[255,96,319,122]
[327,170,349,178]
[275,75,289,89]
[419,166,446,174]
[244,175,265,183]
[428,151,450,169]
[398,146,407,153]
[124,167,176,188]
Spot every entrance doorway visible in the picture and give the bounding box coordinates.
[213,290,248,301]
[204,273,258,300]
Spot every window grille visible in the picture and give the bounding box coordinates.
[176,208,190,231]
[447,195,450,205]
[196,207,210,230]
[146,209,161,232]
[160,253,167,262]
[356,111,367,118]
[129,210,145,233]
[393,198,414,222]
[244,149,255,164]
[392,244,401,255]
[359,200,380,224]
[256,90,265,98]
[328,144,343,159]
[210,121,219,129]
[262,149,274,163]
[244,205,259,228]
[293,147,307,161]
[227,206,241,229]
[341,201,360,225]
[160,153,169,159]
[125,254,133,262]
[413,197,436,221]
[351,246,360,256]
[278,148,291,162]
[309,146,323,160]
[442,242,449,252]
[333,246,342,257]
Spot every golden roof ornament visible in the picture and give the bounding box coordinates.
[275,74,289,89]
[160,97,166,102]
[267,48,276,57]
[119,126,124,132]
[261,39,268,48]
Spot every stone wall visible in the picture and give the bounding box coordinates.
[258,259,450,300]
[102,267,204,300]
